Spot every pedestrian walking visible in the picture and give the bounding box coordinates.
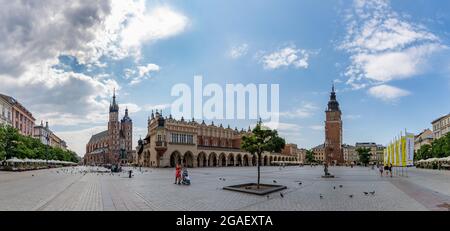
[378,164,384,177]
[389,163,393,177]
[174,164,181,184]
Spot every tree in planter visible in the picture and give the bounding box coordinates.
[305,150,315,164]
[356,147,371,166]
[241,120,285,188]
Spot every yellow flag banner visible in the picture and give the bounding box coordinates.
[394,138,398,166]
[384,148,387,165]
[389,142,393,165]
[401,136,407,167]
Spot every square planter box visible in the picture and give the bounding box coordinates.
[223,183,287,195]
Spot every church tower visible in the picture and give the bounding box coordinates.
[108,89,120,164]
[324,84,343,165]
[121,107,133,153]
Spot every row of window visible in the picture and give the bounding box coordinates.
[434,117,450,130]
[171,133,194,144]
[0,105,11,120]
[201,139,230,147]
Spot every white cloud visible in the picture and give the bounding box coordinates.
[368,84,410,101]
[345,114,362,120]
[84,1,189,61]
[351,43,442,83]
[279,102,318,118]
[125,63,160,85]
[57,126,106,156]
[340,0,447,97]
[119,103,141,114]
[260,45,312,70]
[309,125,323,131]
[229,44,249,59]
[260,121,303,144]
[143,104,171,112]
[0,1,188,129]
[1,64,118,127]
[120,5,188,52]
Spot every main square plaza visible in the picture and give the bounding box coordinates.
[1,166,449,211]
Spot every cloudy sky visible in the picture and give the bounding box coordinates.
[1,0,449,156]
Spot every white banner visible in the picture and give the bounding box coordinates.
[406,133,414,166]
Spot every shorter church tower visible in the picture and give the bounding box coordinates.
[121,108,133,153]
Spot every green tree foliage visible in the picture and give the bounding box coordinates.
[305,150,315,163]
[356,147,371,166]
[241,120,285,188]
[416,144,432,160]
[0,124,79,162]
[415,133,450,160]
[431,133,450,158]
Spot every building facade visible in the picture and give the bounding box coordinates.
[136,111,297,168]
[0,94,35,136]
[282,143,305,163]
[414,129,433,152]
[312,144,325,163]
[324,84,344,165]
[33,121,67,150]
[355,142,384,164]
[342,144,357,164]
[431,113,450,140]
[84,92,133,165]
[0,95,12,126]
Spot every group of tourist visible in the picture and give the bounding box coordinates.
[174,164,191,185]
[378,163,393,177]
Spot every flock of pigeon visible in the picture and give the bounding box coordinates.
[29,167,150,178]
[217,176,377,201]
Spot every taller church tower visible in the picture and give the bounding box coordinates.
[324,84,343,165]
[108,89,120,164]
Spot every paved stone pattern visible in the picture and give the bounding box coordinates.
[0,166,449,211]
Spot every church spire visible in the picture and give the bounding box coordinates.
[109,88,119,112]
[327,83,340,111]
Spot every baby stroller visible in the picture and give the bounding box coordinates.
[181,168,191,185]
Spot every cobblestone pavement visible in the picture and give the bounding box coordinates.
[0,166,449,211]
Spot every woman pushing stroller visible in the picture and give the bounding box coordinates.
[181,167,191,185]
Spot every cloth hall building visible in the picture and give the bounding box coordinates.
[136,111,299,168]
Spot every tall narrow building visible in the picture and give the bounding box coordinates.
[324,84,343,165]
[108,90,120,163]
